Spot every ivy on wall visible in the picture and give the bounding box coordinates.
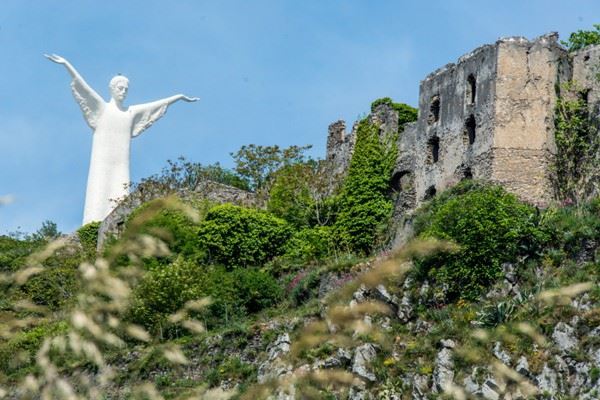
[553,81,600,204]
[334,118,398,254]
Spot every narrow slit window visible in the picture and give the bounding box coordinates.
[428,95,440,124]
[466,74,476,105]
[428,136,440,163]
[465,115,476,145]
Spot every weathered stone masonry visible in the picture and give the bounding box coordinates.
[326,33,600,216]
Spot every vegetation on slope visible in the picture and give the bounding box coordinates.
[1,92,599,398]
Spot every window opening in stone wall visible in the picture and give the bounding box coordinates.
[463,167,473,180]
[428,136,440,163]
[466,74,476,105]
[424,185,437,200]
[465,114,476,145]
[391,170,412,192]
[581,89,590,105]
[428,95,440,124]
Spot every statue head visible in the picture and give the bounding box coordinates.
[109,75,129,103]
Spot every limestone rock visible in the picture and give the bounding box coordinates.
[257,333,292,384]
[352,343,378,382]
[551,322,577,352]
[411,374,431,400]
[537,364,558,395]
[433,341,454,393]
[481,378,502,400]
[463,368,482,396]
[396,293,414,323]
[515,356,530,377]
[493,341,512,366]
[348,386,373,400]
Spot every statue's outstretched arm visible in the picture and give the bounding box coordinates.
[161,94,200,105]
[131,94,199,138]
[45,54,92,90]
[45,54,104,129]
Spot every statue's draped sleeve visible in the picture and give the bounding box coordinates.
[71,77,104,130]
[130,100,169,138]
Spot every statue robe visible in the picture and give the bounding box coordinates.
[71,77,169,224]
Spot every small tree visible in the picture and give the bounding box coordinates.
[561,24,600,52]
[230,144,312,191]
[268,159,338,228]
[334,119,398,254]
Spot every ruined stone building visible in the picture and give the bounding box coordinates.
[326,33,600,222]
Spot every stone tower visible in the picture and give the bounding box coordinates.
[326,33,600,211]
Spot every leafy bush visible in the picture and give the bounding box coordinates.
[267,159,339,228]
[541,198,600,258]
[561,24,600,52]
[231,269,282,314]
[0,236,40,272]
[23,265,81,310]
[77,221,100,257]
[126,198,211,263]
[288,270,322,306]
[128,259,238,335]
[552,82,600,204]
[267,163,315,228]
[281,226,334,266]
[370,97,418,130]
[133,157,250,195]
[334,119,397,254]
[197,204,292,268]
[414,181,545,301]
[230,144,312,191]
[128,259,282,336]
[0,321,68,374]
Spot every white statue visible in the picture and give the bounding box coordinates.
[45,54,198,225]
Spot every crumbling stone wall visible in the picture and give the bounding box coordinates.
[572,44,600,112]
[407,39,499,204]
[97,181,257,249]
[490,34,568,206]
[326,33,587,210]
[324,32,600,246]
[326,120,356,178]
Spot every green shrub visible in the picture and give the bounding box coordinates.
[77,221,101,257]
[541,199,600,258]
[0,236,42,272]
[23,265,81,310]
[126,198,211,263]
[128,259,237,335]
[267,163,317,228]
[0,321,68,374]
[231,269,282,314]
[553,81,600,204]
[288,270,322,306]
[561,24,600,52]
[197,204,292,268]
[20,245,83,311]
[370,97,418,130]
[206,357,256,388]
[334,119,397,254]
[414,181,545,301]
[281,226,334,266]
[128,259,283,336]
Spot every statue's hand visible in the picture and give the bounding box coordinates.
[180,95,199,102]
[44,54,68,64]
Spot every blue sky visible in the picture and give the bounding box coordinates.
[1,0,599,235]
